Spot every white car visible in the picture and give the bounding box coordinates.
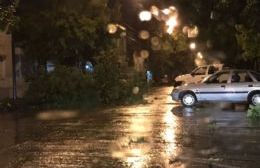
[171,69,260,107]
[174,64,223,86]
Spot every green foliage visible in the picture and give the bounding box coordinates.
[171,0,260,67]
[15,0,111,67]
[247,105,260,119]
[242,0,260,28]
[25,66,99,108]
[149,32,191,82]
[236,25,260,60]
[94,49,146,104]
[0,2,17,32]
[94,50,121,104]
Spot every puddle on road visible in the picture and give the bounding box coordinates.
[111,106,153,168]
[36,110,79,121]
[110,103,185,168]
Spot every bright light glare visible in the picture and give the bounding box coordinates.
[197,52,203,59]
[169,6,176,11]
[189,42,196,50]
[162,8,171,15]
[37,111,79,120]
[139,11,152,21]
[150,5,159,16]
[107,24,117,34]
[166,17,178,34]
[188,26,199,38]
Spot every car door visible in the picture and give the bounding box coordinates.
[197,71,231,101]
[224,70,254,102]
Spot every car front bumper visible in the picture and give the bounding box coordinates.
[171,89,180,101]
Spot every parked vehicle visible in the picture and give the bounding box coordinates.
[171,69,260,107]
[174,64,223,86]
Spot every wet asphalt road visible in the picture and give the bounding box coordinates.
[1,87,260,168]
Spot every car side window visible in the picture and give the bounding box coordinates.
[231,72,241,83]
[244,73,253,82]
[206,72,230,84]
[231,71,253,83]
[208,66,217,74]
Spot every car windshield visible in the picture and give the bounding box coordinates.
[191,66,207,75]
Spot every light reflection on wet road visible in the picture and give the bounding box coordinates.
[1,87,260,168]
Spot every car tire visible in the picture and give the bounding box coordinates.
[181,92,197,107]
[248,92,260,106]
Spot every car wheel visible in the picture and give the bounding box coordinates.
[181,93,197,107]
[249,92,260,106]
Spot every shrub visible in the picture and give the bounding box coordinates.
[25,65,99,108]
[0,98,15,112]
[94,50,147,104]
[247,105,260,119]
[94,50,122,104]
[124,73,148,103]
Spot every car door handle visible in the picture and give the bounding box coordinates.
[221,85,225,88]
[248,84,253,87]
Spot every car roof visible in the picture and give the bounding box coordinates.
[218,69,252,72]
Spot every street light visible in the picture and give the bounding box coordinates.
[107,24,118,34]
[189,42,196,50]
[107,23,126,34]
[139,11,152,21]
[166,16,178,34]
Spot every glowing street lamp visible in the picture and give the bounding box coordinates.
[139,11,152,21]
[107,24,118,34]
[107,23,126,34]
[162,8,171,15]
[166,16,178,34]
[189,42,196,50]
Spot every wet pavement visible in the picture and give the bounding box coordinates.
[1,87,260,168]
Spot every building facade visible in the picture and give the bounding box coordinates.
[0,32,25,99]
